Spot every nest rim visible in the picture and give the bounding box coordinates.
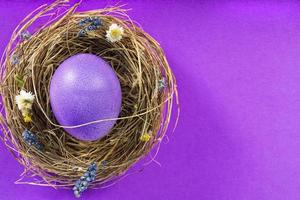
[0,1,179,188]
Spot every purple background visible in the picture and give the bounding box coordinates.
[1,0,300,199]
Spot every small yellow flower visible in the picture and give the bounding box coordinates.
[23,113,32,123]
[140,133,151,142]
[106,24,124,42]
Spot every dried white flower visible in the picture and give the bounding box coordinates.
[15,90,35,111]
[106,23,124,42]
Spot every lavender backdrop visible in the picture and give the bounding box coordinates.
[1,1,300,199]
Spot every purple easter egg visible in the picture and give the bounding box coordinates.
[49,53,122,141]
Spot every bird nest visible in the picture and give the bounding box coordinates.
[0,0,178,189]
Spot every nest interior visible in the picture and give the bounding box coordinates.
[0,1,178,188]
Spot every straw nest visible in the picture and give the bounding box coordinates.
[0,0,178,188]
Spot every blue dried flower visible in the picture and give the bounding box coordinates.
[10,54,19,65]
[91,18,101,27]
[20,30,31,41]
[158,77,167,90]
[78,18,87,26]
[78,16,102,37]
[78,29,87,37]
[86,17,93,23]
[78,20,86,26]
[22,130,44,151]
[73,162,98,198]
[86,25,97,31]
[79,16,101,25]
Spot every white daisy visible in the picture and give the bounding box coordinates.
[106,23,124,42]
[15,90,35,111]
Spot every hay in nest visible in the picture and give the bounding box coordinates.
[0,0,179,188]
